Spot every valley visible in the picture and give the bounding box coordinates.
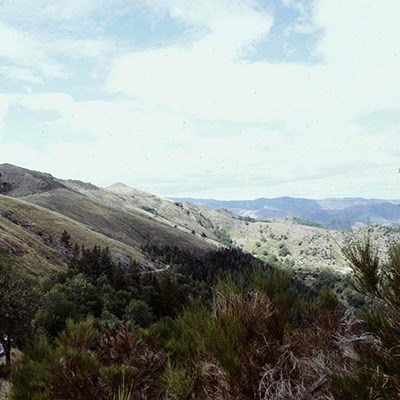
[1,163,400,400]
[1,163,399,276]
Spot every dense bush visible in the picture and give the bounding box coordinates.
[10,259,347,399]
[6,238,400,399]
[332,238,400,399]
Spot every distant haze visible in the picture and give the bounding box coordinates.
[175,196,400,230]
[1,1,399,199]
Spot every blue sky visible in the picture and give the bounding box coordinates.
[0,0,399,199]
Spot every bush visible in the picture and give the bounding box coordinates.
[213,229,233,247]
[164,362,195,400]
[318,288,339,311]
[332,239,400,398]
[278,243,291,257]
[126,299,154,328]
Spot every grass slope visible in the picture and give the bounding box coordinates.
[22,188,214,255]
[105,183,400,272]
[0,195,156,274]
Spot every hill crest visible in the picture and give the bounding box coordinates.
[0,164,67,197]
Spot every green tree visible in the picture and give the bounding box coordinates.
[125,300,154,328]
[0,263,38,367]
[60,229,72,249]
[35,274,102,336]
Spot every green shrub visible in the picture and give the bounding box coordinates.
[101,365,134,399]
[278,243,291,257]
[11,359,50,400]
[164,362,195,400]
[125,299,154,328]
[318,288,339,311]
[332,240,400,398]
[111,384,134,400]
[213,229,233,247]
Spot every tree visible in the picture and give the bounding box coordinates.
[126,299,154,327]
[35,274,103,336]
[60,229,72,249]
[0,263,38,367]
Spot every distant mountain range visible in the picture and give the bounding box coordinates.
[173,196,400,229]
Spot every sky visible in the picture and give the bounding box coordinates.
[0,0,399,200]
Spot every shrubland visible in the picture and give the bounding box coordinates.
[2,234,400,399]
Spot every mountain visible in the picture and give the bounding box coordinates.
[0,164,216,274]
[1,163,399,276]
[175,196,400,229]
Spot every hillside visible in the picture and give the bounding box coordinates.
[104,182,400,272]
[3,163,400,400]
[1,163,399,275]
[0,194,156,274]
[104,183,400,273]
[0,164,216,274]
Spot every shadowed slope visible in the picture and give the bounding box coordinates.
[23,188,214,254]
[0,195,151,274]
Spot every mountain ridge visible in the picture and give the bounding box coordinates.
[174,195,400,229]
[0,164,217,274]
[1,163,400,276]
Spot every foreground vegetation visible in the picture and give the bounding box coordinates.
[1,234,400,399]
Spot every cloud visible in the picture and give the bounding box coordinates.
[0,0,110,21]
[8,89,398,196]
[3,0,400,199]
[103,0,400,197]
[0,96,8,138]
[146,0,273,56]
[107,1,400,127]
[0,24,117,90]
[0,24,68,79]
[314,0,400,65]
[0,67,43,84]
[10,93,75,111]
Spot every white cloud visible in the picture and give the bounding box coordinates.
[103,0,399,197]
[0,0,109,21]
[3,0,400,199]
[3,96,399,199]
[0,24,67,78]
[0,66,42,84]
[314,0,400,66]
[10,93,75,112]
[107,1,400,126]
[0,20,115,84]
[0,95,8,138]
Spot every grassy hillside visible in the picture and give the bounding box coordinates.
[0,195,151,274]
[22,188,214,255]
[2,163,399,276]
[105,182,400,272]
[0,164,217,275]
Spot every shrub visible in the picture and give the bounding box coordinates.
[213,229,233,247]
[126,299,154,328]
[163,362,195,400]
[332,240,400,398]
[278,243,291,257]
